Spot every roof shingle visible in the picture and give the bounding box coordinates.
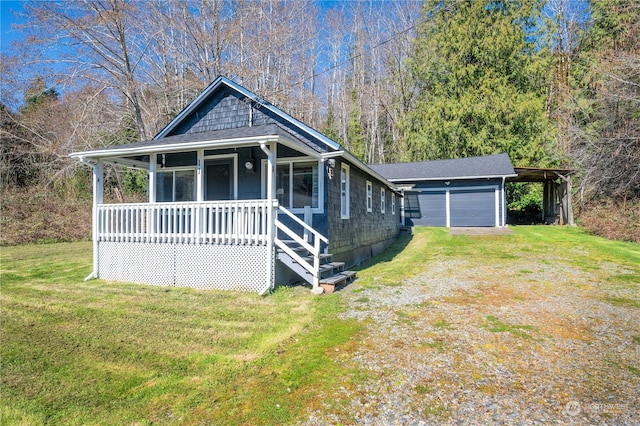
[368,153,516,181]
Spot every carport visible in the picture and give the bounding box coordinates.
[508,167,575,225]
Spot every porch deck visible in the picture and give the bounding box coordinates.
[93,199,340,294]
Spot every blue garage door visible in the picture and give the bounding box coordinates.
[406,191,447,226]
[450,189,495,227]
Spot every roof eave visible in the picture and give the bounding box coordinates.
[70,134,280,160]
[386,173,518,182]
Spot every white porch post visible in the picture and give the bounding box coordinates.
[87,159,103,281]
[260,141,277,294]
[148,154,156,203]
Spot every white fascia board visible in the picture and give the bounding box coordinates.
[155,76,341,152]
[386,173,518,182]
[70,135,279,160]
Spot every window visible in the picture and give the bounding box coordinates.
[392,193,396,215]
[381,187,386,214]
[156,169,196,202]
[341,163,350,219]
[366,181,373,212]
[273,160,319,210]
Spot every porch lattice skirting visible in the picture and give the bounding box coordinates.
[98,241,273,293]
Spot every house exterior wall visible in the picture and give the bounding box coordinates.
[327,159,401,266]
[203,146,265,199]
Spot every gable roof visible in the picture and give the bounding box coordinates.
[156,76,341,151]
[369,153,517,182]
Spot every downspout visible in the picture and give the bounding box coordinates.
[260,142,275,295]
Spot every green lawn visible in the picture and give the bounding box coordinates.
[1,243,360,425]
[1,227,638,425]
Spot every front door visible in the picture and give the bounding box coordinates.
[205,159,234,200]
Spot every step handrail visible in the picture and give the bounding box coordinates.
[277,205,328,244]
[274,206,328,288]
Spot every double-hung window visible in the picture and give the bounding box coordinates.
[341,163,350,219]
[381,188,386,214]
[366,181,373,212]
[392,193,396,215]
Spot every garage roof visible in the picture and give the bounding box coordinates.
[369,153,517,182]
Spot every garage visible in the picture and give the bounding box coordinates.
[405,192,447,226]
[450,188,496,227]
[369,154,516,228]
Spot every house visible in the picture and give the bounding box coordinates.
[71,76,402,294]
[369,154,517,227]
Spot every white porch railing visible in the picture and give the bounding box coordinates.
[96,200,273,245]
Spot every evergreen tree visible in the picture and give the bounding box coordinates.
[404,0,555,165]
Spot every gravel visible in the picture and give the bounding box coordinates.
[301,257,639,425]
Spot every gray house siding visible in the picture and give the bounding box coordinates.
[327,159,401,266]
[168,91,326,153]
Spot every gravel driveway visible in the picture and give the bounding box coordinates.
[303,244,639,425]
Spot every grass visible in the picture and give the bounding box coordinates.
[481,315,538,339]
[2,226,638,424]
[1,242,361,425]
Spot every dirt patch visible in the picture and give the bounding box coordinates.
[449,227,514,236]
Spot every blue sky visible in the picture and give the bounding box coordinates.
[1,0,24,54]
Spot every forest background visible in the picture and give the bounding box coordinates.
[1,0,638,244]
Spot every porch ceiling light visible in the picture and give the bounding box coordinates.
[245,159,254,170]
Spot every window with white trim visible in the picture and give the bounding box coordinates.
[264,157,323,213]
[156,169,196,202]
[392,193,396,215]
[340,163,350,219]
[276,161,319,209]
[366,180,373,212]
[155,151,197,202]
[380,187,386,214]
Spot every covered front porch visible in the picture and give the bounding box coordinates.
[76,126,335,294]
